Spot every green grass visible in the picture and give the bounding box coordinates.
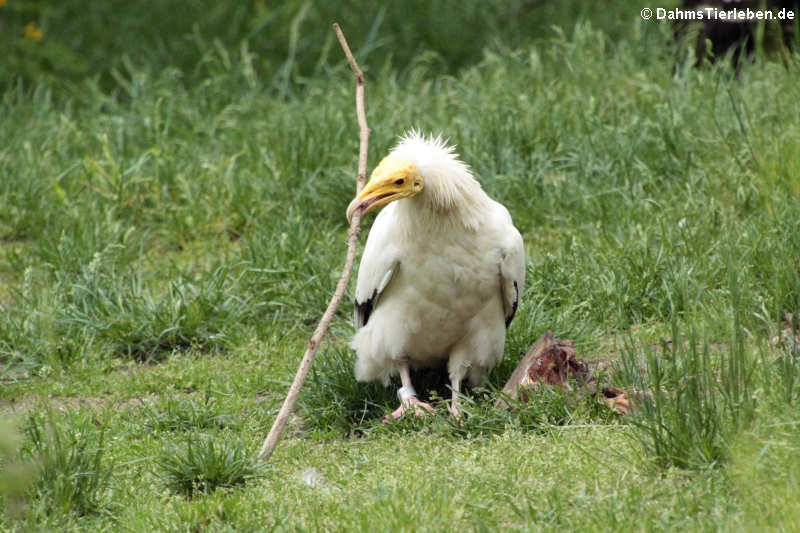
[2,0,800,530]
[156,434,263,496]
[143,394,236,432]
[18,410,114,518]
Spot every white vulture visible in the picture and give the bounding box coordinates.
[346,132,525,419]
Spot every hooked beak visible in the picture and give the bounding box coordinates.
[346,158,421,223]
[346,180,402,222]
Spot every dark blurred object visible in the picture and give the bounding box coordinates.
[676,0,799,66]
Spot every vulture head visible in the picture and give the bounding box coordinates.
[346,132,488,230]
[346,157,424,220]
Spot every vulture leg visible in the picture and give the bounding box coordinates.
[448,352,472,419]
[449,376,462,419]
[386,361,433,420]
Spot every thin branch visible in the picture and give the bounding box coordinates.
[257,23,370,463]
[334,23,369,192]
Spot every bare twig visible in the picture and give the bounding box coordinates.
[333,23,369,192]
[257,23,370,463]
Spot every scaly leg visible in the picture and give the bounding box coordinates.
[449,375,462,419]
[385,361,434,421]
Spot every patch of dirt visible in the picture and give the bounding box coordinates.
[0,394,155,416]
[0,367,31,385]
[771,311,800,350]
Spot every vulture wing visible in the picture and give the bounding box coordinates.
[495,203,525,328]
[354,205,400,330]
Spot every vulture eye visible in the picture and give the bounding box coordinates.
[394,178,405,186]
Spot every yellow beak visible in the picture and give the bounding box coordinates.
[346,179,406,222]
[346,158,420,222]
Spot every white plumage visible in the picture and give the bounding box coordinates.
[346,132,525,418]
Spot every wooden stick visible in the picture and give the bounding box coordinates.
[257,23,370,463]
[334,22,370,192]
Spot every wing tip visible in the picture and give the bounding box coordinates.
[505,280,519,329]
[354,289,378,329]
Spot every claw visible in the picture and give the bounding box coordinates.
[448,402,461,420]
[382,396,434,423]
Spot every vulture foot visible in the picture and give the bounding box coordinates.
[448,401,462,420]
[383,396,434,422]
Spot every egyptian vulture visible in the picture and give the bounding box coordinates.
[346,132,525,419]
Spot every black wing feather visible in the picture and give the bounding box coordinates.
[504,280,519,329]
[354,289,378,329]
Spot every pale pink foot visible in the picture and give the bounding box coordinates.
[449,401,461,420]
[382,396,434,422]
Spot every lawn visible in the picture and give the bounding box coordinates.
[2,1,800,531]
